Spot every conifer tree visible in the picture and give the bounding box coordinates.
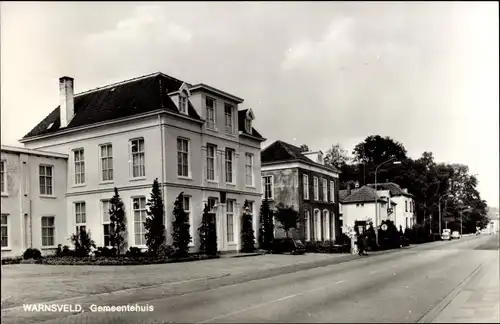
[145,178,166,256]
[171,192,192,257]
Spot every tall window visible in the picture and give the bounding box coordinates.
[303,174,309,200]
[245,153,253,186]
[74,149,85,184]
[225,148,234,183]
[1,214,8,247]
[227,200,235,243]
[100,144,113,181]
[39,165,53,196]
[133,197,147,246]
[0,160,6,194]
[314,209,321,241]
[182,195,194,245]
[206,97,216,129]
[330,180,335,202]
[322,178,328,201]
[206,145,216,181]
[405,201,408,212]
[245,118,251,133]
[313,177,319,200]
[208,197,218,212]
[262,176,274,200]
[41,216,55,247]
[177,138,189,177]
[75,202,86,233]
[179,95,187,114]
[102,200,111,247]
[304,210,311,241]
[323,210,330,240]
[131,139,145,178]
[225,104,233,134]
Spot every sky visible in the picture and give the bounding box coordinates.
[1,2,498,207]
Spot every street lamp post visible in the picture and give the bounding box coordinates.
[374,157,401,246]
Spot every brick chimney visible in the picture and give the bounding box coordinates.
[347,182,352,196]
[59,76,74,128]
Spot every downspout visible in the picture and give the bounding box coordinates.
[158,114,167,242]
[30,199,33,248]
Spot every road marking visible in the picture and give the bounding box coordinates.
[198,280,346,323]
[370,270,379,274]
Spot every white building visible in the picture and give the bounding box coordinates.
[12,72,266,256]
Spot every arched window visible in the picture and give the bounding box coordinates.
[304,210,311,241]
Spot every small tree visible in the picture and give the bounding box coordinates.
[109,187,127,254]
[145,178,166,256]
[274,203,299,238]
[259,191,274,252]
[198,204,218,256]
[240,200,256,252]
[71,229,96,257]
[171,192,192,257]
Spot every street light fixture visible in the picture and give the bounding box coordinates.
[374,158,401,246]
[438,193,454,235]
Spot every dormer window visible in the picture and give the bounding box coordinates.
[245,118,252,133]
[179,95,187,114]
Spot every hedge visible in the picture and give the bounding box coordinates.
[41,254,220,266]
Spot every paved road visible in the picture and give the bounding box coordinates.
[7,234,500,323]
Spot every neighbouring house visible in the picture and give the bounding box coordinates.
[260,140,341,242]
[1,145,67,258]
[17,72,266,255]
[486,207,499,234]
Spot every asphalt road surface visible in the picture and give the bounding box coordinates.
[12,234,500,323]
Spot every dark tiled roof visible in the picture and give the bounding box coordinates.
[366,182,414,197]
[339,189,359,202]
[238,109,264,139]
[261,140,341,173]
[342,186,387,204]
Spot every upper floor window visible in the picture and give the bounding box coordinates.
[225,148,234,183]
[206,97,216,130]
[39,165,53,196]
[303,174,309,200]
[41,216,55,247]
[179,95,187,114]
[100,144,113,181]
[245,118,252,133]
[130,139,145,178]
[177,138,190,177]
[262,175,274,200]
[206,144,216,181]
[224,104,233,134]
[0,160,6,194]
[73,149,85,185]
[75,202,86,234]
[133,197,147,246]
[322,178,328,201]
[245,153,254,186]
[313,177,319,200]
[330,180,335,202]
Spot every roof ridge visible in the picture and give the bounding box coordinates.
[278,141,300,159]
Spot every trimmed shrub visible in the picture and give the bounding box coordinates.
[94,246,117,258]
[126,246,144,257]
[41,254,220,266]
[23,248,42,260]
[157,244,175,260]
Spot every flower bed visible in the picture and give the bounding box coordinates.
[1,256,23,265]
[41,254,220,266]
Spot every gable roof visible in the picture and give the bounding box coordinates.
[341,185,388,204]
[366,182,414,198]
[261,140,341,173]
[238,109,264,139]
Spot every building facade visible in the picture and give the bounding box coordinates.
[17,72,265,255]
[1,146,67,258]
[261,141,341,242]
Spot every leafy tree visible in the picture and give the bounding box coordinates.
[259,191,274,252]
[352,135,408,166]
[324,143,351,168]
[274,203,299,238]
[198,203,218,255]
[144,178,166,256]
[171,192,192,257]
[299,144,309,152]
[240,200,256,252]
[109,187,127,254]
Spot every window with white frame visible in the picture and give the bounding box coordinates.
[225,148,234,183]
[314,209,321,241]
[182,195,194,245]
[100,144,113,181]
[208,197,218,212]
[41,216,55,247]
[262,176,274,200]
[227,200,235,243]
[133,197,147,246]
[322,178,328,201]
[323,210,330,240]
[206,144,216,181]
[245,153,253,186]
[177,138,190,177]
[405,200,408,212]
[313,177,319,200]
[0,160,6,194]
[179,95,187,114]
[75,202,86,234]
[39,165,53,196]
[102,200,111,247]
[245,118,251,133]
[1,214,8,247]
[247,201,254,216]
[73,149,85,184]
[330,180,335,202]
[131,139,145,178]
[303,174,309,200]
[304,210,311,241]
[224,103,233,134]
[206,97,216,129]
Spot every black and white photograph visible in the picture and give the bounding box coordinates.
[1,1,499,323]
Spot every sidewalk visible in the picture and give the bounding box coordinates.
[431,253,500,323]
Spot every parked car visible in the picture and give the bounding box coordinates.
[441,229,451,241]
[272,238,306,255]
[451,231,460,239]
